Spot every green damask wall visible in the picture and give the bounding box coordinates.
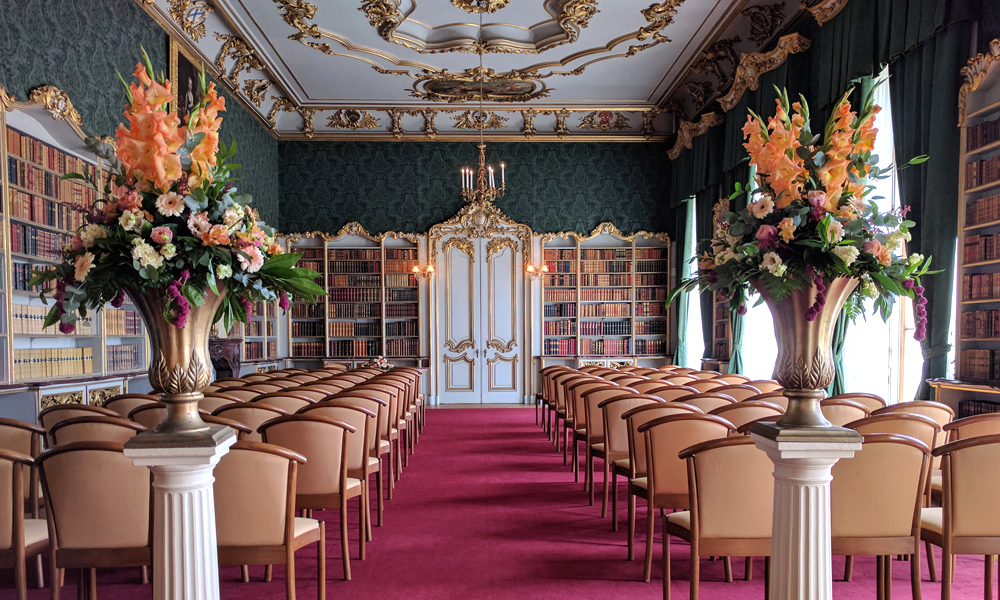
[0,0,280,225]
[278,141,673,236]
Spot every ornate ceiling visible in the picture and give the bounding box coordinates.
[136,0,844,142]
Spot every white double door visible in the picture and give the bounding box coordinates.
[437,234,523,404]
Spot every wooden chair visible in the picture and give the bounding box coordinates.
[597,393,658,531]
[48,417,146,445]
[661,375,698,386]
[128,403,210,431]
[37,442,151,599]
[664,437,773,600]
[646,372,678,381]
[687,370,721,380]
[38,405,118,445]
[636,414,735,581]
[335,374,368,385]
[259,415,359,580]
[631,368,658,376]
[709,401,785,431]
[304,381,352,395]
[943,412,1000,442]
[283,374,322,385]
[828,392,886,413]
[873,401,954,476]
[241,374,275,383]
[745,380,782,393]
[711,384,762,402]
[686,379,726,393]
[629,382,674,396]
[325,393,392,511]
[252,393,315,413]
[200,415,253,440]
[606,375,647,387]
[212,377,252,387]
[674,393,737,414]
[212,404,290,443]
[538,366,571,426]
[566,379,610,471]
[648,385,699,403]
[392,368,425,432]
[0,419,44,521]
[539,367,571,435]
[285,387,330,403]
[377,373,419,448]
[551,373,591,449]
[357,381,411,471]
[831,434,929,599]
[820,399,870,427]
[266,379,300,389]
[0,449,48,600]
[712,374,751,385]
[214,441,324,600]
[198,393,242,414]
[343,385,402,487]
[102,394,158,418]
[745,391,788,410]
[581,385,631,506]
[221,387,266,402]
[577,366,604,374]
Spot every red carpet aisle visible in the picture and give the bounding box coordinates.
[9,407,993,599]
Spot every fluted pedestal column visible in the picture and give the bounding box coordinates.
[125,426,236,600]
[751,428,862,600]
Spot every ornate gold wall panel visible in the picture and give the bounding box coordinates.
[89,386,123,407]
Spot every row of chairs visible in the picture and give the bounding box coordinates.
[536,364,1000,600]
[0,362,425,599]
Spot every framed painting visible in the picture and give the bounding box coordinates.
[168,37,205,122]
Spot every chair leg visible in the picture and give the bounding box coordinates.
[723,557,733,583]
[563,426,569,466]
[745,557,752,581]
[876,556,884,600]
[628,491,636,561]
[359,491,367,560]
[265,565,273,582]
[586,446,593,498]
[76,570,85,600]
[241,566,250,583]
[942,544,952,600]
[376,466,384,527]
[49,554,59,600]
[601,458,610,518]
[286,547,297,600]
[927,541,938,582]
[573,436,580,484]
[986,555,994,600]
[643,504,656,582]
[36,555,44,589]
[612,469,619,532]
[690,539,700,600]
[140,565,148,585]
[764,557,771,598]
[664,523,671,600]
[845,555,854,581]
[341,500,352,581]
[14,549,26,600]
[886,554,893,600]
[317,524,326,600]
[911,551,922,600]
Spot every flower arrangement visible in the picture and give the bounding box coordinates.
[29,51,324,333]
[668,85,935,340]
[361,356,393,372]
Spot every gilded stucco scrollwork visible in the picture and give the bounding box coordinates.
[442,237,477,262]
[214,33,266,87]
[553,109,571,138]
[41,391,84,409]
[742,3,786,46]
[959,39,1000,126]
[453,110,509,130]
[281,222,420,244]
[641,108,660,140]
[578,111,630,131]
[242,79,272,107]
[800,0,850,26]
[89,386,123,407]
[168,0,214,42]
[28,86,83,127]
[716,33,810,112]
[626,0,686,57]
[667,112,725,161]
[539,222,670,244]
[327,110,381,130]
[486,236,518,260]
[683,81,714,111]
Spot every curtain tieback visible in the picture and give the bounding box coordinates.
[921,343,952,360]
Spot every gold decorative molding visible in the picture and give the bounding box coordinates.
[691,36,740,88]
[683,81,714,111]
[396,66,553,103]
[274,0,320,41]
[453,110,509,130]
[579,111,629,131]
[553,108,571,138]
[41,391,84,410]
[959,38,1000,126]
[801,0,849,26]
[422,109,442,139]
[89,386,123,407]
[282,221,421,244]
[168,0,213,42]
[610,359,634,369]
[626,0,686,57]
[641,108,660,140]
[242,79,272,107]
[326,109,380,130]
[452,0,510,13]
[387,108,420,138]
[429,200,533,269]
[717,33,811,112]
[266,96,316,138]
[487,353,519,391]
[742,3,786,45]
[486,236,518,260]
[444,340,476,354]
[667,112,724,160]
[214,32,266,87]
[520,108,543,138]
[540,221,671,243]
[442,237,477,261]
[27,86,83,126]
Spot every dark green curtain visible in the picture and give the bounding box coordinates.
[724,164,751,373]
[890,22,972,399]
[827,311,851,396]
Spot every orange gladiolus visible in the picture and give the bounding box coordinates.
[186,83,226,186]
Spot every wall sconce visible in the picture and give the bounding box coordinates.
[411,265,435,280]
[525,264,549,281]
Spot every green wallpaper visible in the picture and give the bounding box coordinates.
[278,141,674,236]
[0,0,279,225]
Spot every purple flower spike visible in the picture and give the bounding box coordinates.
[279,292,290,311]
[902,279,915,290]
[110,290,126,308]
[59,322,76,335]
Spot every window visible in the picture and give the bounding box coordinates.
[678,196,704,368]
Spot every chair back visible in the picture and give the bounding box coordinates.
[307,381,353,394]
[103,394,159,418]
[241,374,274,383]
[621,404,701,477]
[831,434,929,538]
[200,415,253,440]
[746,380,782,393]
[213,377,251,386]
[576,366,603,374]
[0,418,43,458]
[297,402,376,474]
[661,375,697,385]
[606,375,646,387]
[554,373,590,414]
[711,384,762,402]
[266,379,299,389]
[935,435,1000,538]
[198,394,240,414]
[746,391,788,410]
[567,379,608,425]
[639,414,734,505]
[687,379,725,393]
[328,394,390,446]
[322,363,350,372]
[343,387,397,437]
[629,382,673,396]
[214,441,305,547]
[709,401,785,430]
[872,401,954,467]
[259,415,355,496]
[582,386,632,442]
[645,372,676,381]
[674,393,736,413]
[38,404,118,436]
[284,374,322,384]
[712,374,751,385]
[847,413,941,453]
[598,394,657,458]
[336,374,368,384]
[37,442,150,550]
[287,388,331,403]
[820,399,870,427]
[0,449,33,551]
[253,393,314,413]
[828,392,886,413]
[212,404,290,443]
[681,437,773,539]
[357,382,406,426]
[49,416,146,445]
[944,413,1000,442]
[220,387,263,402]
[688,370,721,380]
[648,385,699,402]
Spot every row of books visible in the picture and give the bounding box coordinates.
[580,321,631,336]
[543,249,577,260]
[292,341,325,357]
[300,248,324,259]
[965,193,1000,226]
[327,261,379,274]
[388,289,418,302]
[245,320,263,337]
[580,274,631,287]
[12,304,92,335]
[291,303,325,319]
[581,249,632,260]
[636,288,666,301]
[106,344,142,372]
[386,320,418,337]
[329,321,381,337]
[635,248,668,260]
[635,339,667,355]
[291,321,325,337]
[960,309,1000,339]
[268,341,277,358]
[959,349,1000,380]
[716,320,731,339]
[10,223,72,260]
[386,338,418,357]
[328,289,382,302]
[581,289,631,301]
[544,274,576,288]
[544,321,576,336]
[714,340,731,360]
[544,303,576,317]
[544,260,576,273]
[297,260,323,274]
[386,249,418,260]
[544,289,576,302]
[13,347,94,380]
[7,157,97,205]
[6,129,98,177]
[635,302,665,317]
[965,155,1000,190]
[330,303,381,319]
[580,338,631,356]
[963,233,1000,264]
[581,302,630,317]
[635,320,668,335]
[328,274,381,288]
[104,309,142,336]
[635,260,669,273]
[329,339,382,358]
[13,263,53,292]
[385,261,418,274]
[543,338,577,356]
[580,260,632,273]
[385,274,417,288]
[328,249,380,261]
[960,273,1000,301]
[245,341,266,360]
[967,116,1000,151]
[636,274,669,286]
[387,304,418,318]
[9,190,86,233]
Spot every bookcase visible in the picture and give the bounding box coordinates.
[702,290,732,372]
[956,46,1000,385]
[539,228,671,369]
[284,231,425,368]
[221,299,281,364]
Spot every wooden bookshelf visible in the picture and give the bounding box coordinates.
[702,289,732,372]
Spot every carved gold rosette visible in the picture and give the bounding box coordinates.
[754,277,858,428]
[128,286,227,434]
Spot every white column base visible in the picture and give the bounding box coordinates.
[125,427,237,600]
[751,433,862,600]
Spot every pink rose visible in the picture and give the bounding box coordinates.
[71,235,84,251]
[862,240,881,254]
[119,190,142,212]
[151,226,173,245]
[756,224,778,250]
[807,190,827,209]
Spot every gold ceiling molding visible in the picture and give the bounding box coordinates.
[453,110,509,130]
[959,38,1000,126]
[267,96,316,138]
[387,108,421,138]
[168,0,213,42]
[326,109,381,130]
[800,0,849,26]
[422,109,442,138]
[400,66,553,103]
[692,37,741,89]
[641,108,660,140]
[579,111,629,131]
[27,86,83,127]
[742,3,786,45]
[214,32,266,87]
[626,0,686,57]
[683,81,714,111]
[521,108,542,138]
[282,222,422,243]
[242,79,272,107]
[274,0,321,41]
[667,112,725,161]
[553,108,571,138]
[452,0,510,13]
[540,222,671,243]
[716,33,811,112]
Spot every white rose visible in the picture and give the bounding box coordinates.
[908,253,924,266]
[759,251,783,275]
[832,245,860,267]
[78,224,107,248]
[216,264,233,280]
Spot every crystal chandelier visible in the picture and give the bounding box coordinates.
[459,10,506,204]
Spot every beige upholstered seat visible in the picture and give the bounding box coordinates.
[304,381,353,395]
[0,449,48,600]
[921,434,1000,598]
[606,375,647,387]
[664,437,773,600]
[213,404,290,443]
[710,384,762,402]
[745,380,782,393]
[635,413,735,581]
[872,401,954,474]
[646,371,678,381]
[260,415,360,580]
[0,419,44,521]
[198,393,242,413]
[48,416,146,445]
[631,381,675,395]
[661,375,698,386]
[253,393,315,413]
[831,434,929,599]
[686,379,726,393]
[596,393,657,530]
[214,441,324,600]
[102,394,158,418]
[581,385,631,507]
[336,374,368,385]
[567,379,611,474]
[709,401,785,431]
[943,413,1000,442]
[711,374,751,385]
[828,392,886,413]
[820,399,870,427]
[648,385,700,402]
[673,393,736,414]
[284,374,322,384]
[222,387,266,402]
[38,405,118,446]
[266,379,299,389]
[37,442,151,598]
[286,388,330,403]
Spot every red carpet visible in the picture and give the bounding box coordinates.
[6,407,994,599]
